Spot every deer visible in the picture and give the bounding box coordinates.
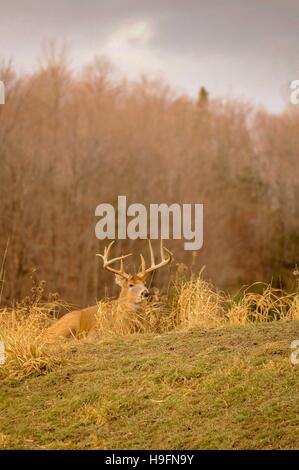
[46,240,172,340]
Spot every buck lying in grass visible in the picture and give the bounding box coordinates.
[46,241,172,340]
[2,272,299,381]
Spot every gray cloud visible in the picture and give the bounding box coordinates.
[1,0,298,111]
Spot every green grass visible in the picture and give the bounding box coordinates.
[1,321,299,449]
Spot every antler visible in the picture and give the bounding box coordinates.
[96,241,132,279]
[138,240,173,278]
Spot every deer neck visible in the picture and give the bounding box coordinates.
[117,291,141,311]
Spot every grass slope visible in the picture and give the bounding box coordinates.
[1,321,299,450]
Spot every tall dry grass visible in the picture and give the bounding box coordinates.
[227,283,299,324]
[171,276,225,328]
[1,271,299,381]
[96,290,172,337]
[0,281,69,381]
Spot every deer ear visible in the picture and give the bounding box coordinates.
[115,275,125,287]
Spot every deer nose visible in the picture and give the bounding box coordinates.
[143,291,149,298]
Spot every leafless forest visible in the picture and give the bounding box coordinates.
[1,50,299,307]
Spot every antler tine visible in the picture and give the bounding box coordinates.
[149,239,155,266]
[162,244,173,259]
[159,240,173,261]
[137,240,173,278]
[139,254,146,277]
[105,240,114,258]
[96,241,132,279]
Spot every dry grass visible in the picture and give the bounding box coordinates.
[95,293,171,337]
[227,283,299,324]
[0,281,69,381]
[93,274,299,337]
[1,274,299,381]
[0,306,65,381]
[170,274,225,328]
[2,320,299,449]
[96,300,149,337]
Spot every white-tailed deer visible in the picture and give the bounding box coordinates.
[46,240,172,340]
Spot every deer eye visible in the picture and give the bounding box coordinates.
[128,283,134,288]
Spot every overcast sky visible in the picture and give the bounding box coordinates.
[1,0,298,112]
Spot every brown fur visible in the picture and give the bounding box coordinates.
[47,305,98,340]
[46,241,172,340]
[46,275,149,340]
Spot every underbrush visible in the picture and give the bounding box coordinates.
[0,282,69,381]
[1,272,299,381]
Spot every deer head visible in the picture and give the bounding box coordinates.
[97,240,172,307]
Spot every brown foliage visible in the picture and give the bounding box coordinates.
[0,52,299,306]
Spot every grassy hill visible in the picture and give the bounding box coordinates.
[1,320,299,450]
